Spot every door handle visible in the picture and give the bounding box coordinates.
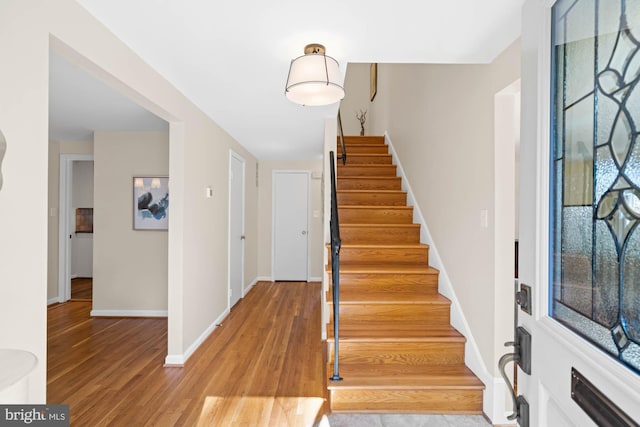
[240,235,245,240]
[301,230,307,235]
[498,280,531,426]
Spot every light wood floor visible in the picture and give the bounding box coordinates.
[47,281,326,426]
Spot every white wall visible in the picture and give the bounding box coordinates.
[0,0,259,399]
[92,131,168,314]
[48,140,94,301]
[340,63,372,136]
[71,160,93,278]
[257,160,324,281]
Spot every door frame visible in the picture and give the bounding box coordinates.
[520,0,640,424]
[228,150,245,308]
[271,170,311,281]
[58,153,94,303]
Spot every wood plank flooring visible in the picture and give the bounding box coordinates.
[70,277,92,300]
[47,281,326,426]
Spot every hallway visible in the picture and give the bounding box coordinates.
[47,281,326,426]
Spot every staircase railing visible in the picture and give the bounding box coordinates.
[329,150,343,382]
[337,109,347,165]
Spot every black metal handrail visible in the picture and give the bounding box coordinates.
[337,110,347,165]
[329,150,343,382]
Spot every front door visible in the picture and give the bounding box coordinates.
[273,171,309,281]
[519,0,640,425]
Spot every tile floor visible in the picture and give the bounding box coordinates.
[321,413,492,427]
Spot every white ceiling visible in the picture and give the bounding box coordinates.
[50,0,524,159]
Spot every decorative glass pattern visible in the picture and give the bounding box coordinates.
[551,0,640,373]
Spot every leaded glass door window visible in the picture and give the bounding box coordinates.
[551,0,640,373]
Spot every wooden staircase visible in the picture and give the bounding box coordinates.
[326,136,484,413]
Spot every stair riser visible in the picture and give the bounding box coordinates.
[328,283,439,298]
[329,304,450,325]
[328,273,438,289]
[338,192,407,206]
[339,208,414,224]
[338,136,385,145]
[329,389,483,413]
[343,155,392,165]
[339,145,389,154]
[337,178,402,191]
[341,226,420,244]
[332,247,429,265]
[328,342,465,365]
[337,166,397,177]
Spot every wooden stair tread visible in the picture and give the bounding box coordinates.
[338,243,429,249]
[327,325,465,342]
[339,205,413,210]
[338,189,405,194]
[338,176,400,181]
[341,224,419,229]
[330,291,450,305]
[338,136,385,144]
[328,264,438,275]
[327,364,484,390]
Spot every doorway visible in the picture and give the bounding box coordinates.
[272,171,310,281]
[229,150,245,308]
[58,154,94,303]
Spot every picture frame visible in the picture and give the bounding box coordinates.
[133,176,169,230]
[370,63,378,102]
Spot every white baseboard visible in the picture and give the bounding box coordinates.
[90,309,168,317]
[183,308,230,362]
[243,278,259,296]
[255,276,272,282]
[70,274,78,280]
[164,354,185,367]
[385,132,503,422]
[309,276,322,282]
[48,297,61,305]
[164,307,231,367]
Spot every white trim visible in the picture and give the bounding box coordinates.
[58,154,94,304]
[163,354,185,367]
[385,132,504,422]
[309,276,322,282]
[47,297,61,305]
[228,150,246,308]
[163,307,231,367]
[90,309,168,317]
[243,277,259,295]
[254,276,273,282]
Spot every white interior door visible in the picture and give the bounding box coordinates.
[273,171,309,281]
[518,1,640,425]
[229,151,245,308]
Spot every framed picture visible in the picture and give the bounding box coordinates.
[370,63,378,102]
[133,176,169,230]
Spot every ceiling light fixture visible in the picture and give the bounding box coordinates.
[285,44,345,106]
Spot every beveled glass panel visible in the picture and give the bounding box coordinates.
[611,111,633,165]
[561,207,593,316]
[595,146,619,202]
[564,96,594,205]
[565,0,596,105]
[624,226,640,341]
[596,92,620,147]
[595,221,620,327]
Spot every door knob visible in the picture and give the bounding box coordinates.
[240,235,245,240]
[301,230,307,235]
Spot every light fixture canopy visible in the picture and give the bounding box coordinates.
[285,43,345,106]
